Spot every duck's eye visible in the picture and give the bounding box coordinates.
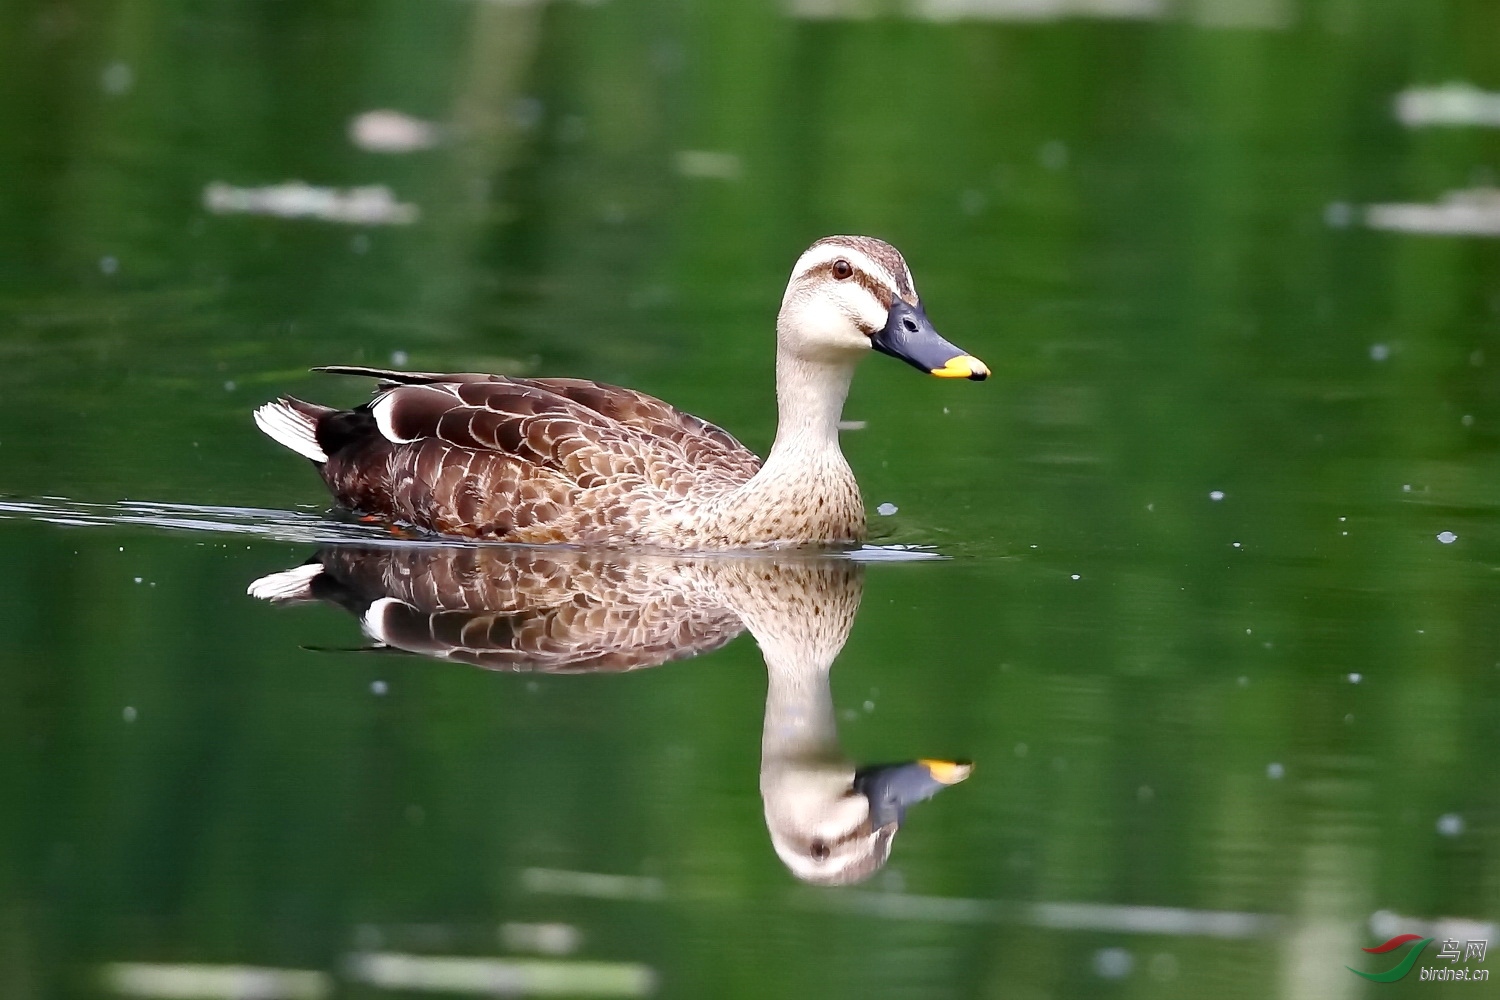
[831,259,853,280]
[810,839,831,862]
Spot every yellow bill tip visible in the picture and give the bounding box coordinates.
[930,355,990,380]
[918,759,974,785]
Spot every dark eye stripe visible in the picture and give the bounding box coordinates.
[802,261,895,309]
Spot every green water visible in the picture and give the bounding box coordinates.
[2,1,1499,997]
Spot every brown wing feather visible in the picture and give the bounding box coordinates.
[311,369,760,541]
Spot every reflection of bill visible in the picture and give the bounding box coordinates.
[250,545,971,885]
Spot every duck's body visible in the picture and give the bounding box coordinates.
[254,236,986,548]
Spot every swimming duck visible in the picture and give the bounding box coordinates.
[253,235,987,547]
[249,546,971,884]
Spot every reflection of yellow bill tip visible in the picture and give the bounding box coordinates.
[930,355,990,380]
[918,759,974,784]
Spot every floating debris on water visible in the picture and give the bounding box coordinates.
[204,181,419,225]
[1437,531,1458,544]
[1365,187,1500,237]
[1348,672,1362,684]
[1070,573,1081,580]
[122,706,137,723]
[391,350,409,366]
[674,150,742,181]
[1395,83,1500,128]
[837,419,867,431]
[876,502,898,516]
[349,109,440,153]
[1209,490,1225,501]
[371,681,388,696]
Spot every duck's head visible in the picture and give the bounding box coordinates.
[778,235,989,380]
[765,757,972,886]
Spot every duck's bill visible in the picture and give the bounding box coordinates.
[872,301,989,381]
[855,758,974,829]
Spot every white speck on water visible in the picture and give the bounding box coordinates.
[942,407,950,415]
[1403,484,1412,492]
[1092,947,1134,980]
[118,546,124,552]
[101,61,133,96]
[862,700,875,712]
[1370,343,1390,361]
[122,706,137,723]
[1437,531,1458,544]
[1070,574,1081,580]
[1014,742,1028,757]
[391,350,410,366]
[1146,503,1154,512]
[1029,544,1038,549]
[99,255,118,276]
[1436,813,1465,837]
[1267,762,1285,780]
[1209,491,1225,501]
[1339,516,1346,522]
[223,380,235,392]
[133,577,142,584]
[1232,541,1242,548]
[371,680,388,696]
[1348,672,1362,684]
[1462,414,1475,427]
[876,502,898,516]
[1039,140,1069,171]
[1341,531,1348,536]
[1245,628,1252,634]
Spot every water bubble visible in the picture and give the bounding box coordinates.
[1092,947,1134,979]
[862,700,875,712]
[391,350,409,366]
[101,61,133,96]
[1348,672,1362,684]
[1267,762,1285,779]
[122,706,137,723]
[1462,414,1475,427]
[1370,343,1390,361]
[876,502,898,516]
[1436,813,1465,837]
[99,255,118,276]
[1437,531,1458,544]
[371,680,388,696]
[1209,490,1225,501]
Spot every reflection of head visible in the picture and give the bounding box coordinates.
[249,546,971,885]
[765,760,972,887]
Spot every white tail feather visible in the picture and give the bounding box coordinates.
[247,563,325,602]
[253,401,328,462]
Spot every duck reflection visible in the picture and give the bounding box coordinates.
[249,545,970,885]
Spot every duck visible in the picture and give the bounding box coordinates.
[248,545,972,884]
[253,235,988,547]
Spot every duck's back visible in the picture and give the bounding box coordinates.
[256,368,761,543]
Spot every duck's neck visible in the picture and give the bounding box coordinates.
[762,349,856,470]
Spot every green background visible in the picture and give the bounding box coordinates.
[1,0,1497,997]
